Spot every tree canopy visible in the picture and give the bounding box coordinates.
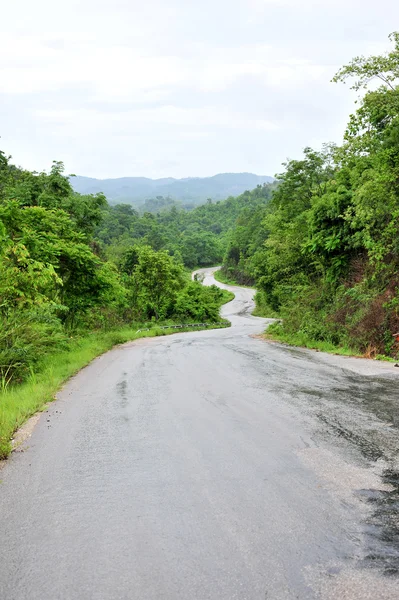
[220,32,399,357]
[0,155,246,386]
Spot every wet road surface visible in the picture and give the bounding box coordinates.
[1,267,399,599]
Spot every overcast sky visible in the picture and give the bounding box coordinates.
[1,0,398,179]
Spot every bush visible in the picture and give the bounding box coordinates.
[0,308,67,386]
[172,282,224,322]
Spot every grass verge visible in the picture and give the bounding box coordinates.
[265,323,398,362]
[0,321,229,460]
[251,297,279,318]
[264,321,361,357]
[219,289,235,304]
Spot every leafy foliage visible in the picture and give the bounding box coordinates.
[127,245,185,320]
[174,283,233,322]
[0,157,242,387]
[96,183,274,269]
[220,33,399,357]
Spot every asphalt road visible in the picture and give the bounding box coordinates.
[1,267,399,599]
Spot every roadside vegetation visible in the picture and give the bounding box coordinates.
[214,269,248,287]
[219,33,399,360]
[0,155,234,458]
[98,182,274,269]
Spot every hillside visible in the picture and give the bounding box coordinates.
[219,33,399,358]
[71,173,274,207]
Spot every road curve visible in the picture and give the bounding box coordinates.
[1,267,399,599]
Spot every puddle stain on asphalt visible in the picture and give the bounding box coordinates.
[293,374,399,578]
[359,468,399,575]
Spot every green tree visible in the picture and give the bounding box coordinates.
[129,246,185,320]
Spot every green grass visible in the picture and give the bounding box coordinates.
[375,354,398,362]
[252,302,279,319]
[264,322,360,357]
[265,322,399,361]
[252,307,275,318]
[0,321,229,460]
[219,289,235,304]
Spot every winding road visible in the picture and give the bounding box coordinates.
[1,267,399,599]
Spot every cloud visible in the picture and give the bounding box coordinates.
[35,105,278,135]
[0,34,327,100]
[1,0,398,178]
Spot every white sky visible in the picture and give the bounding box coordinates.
[1,0,398,178]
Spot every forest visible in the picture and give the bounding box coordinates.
[221,32,399,359]
[96,181,273,268]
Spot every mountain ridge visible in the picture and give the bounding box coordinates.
[71,172,274,207]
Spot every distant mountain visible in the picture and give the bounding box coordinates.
[70,173,274,207]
